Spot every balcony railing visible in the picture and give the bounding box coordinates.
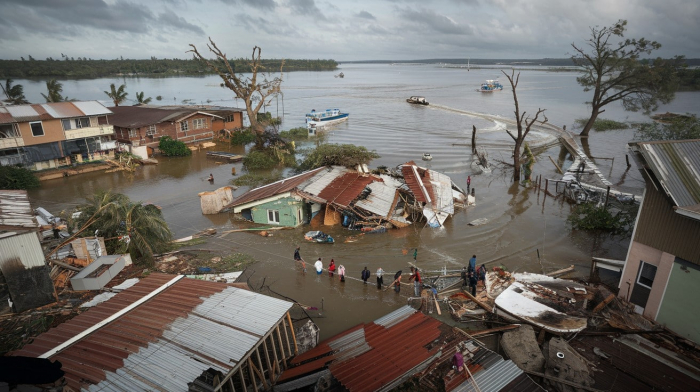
[64,125,114,140]
[0,137,25,149]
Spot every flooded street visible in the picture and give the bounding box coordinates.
[23,64,700,339]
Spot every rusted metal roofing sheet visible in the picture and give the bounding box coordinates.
[0,190,38,230]
[355,182,398,218]
[12,273,293,392]
[223,167,326,210]
[71,101,112,116]
[299,166,348,196]
[0,108,16,124]
[278,306,446,392]
[637,140,700,211]
[317,172,377,208]
[401,163,433,203]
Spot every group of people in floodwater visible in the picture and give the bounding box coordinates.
[294,246,485,298]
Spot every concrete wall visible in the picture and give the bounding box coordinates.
[250,197,305,227]
[656,259,700,344]
[619,241,674,319]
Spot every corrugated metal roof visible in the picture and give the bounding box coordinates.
[0,190,38,230]
[0,102,110,124]
[427,169,455,216]
[12,273,293,392]
[40,102,84,119]
[108,105,186,128]
[317,172,377,208]
[355,182,398,218]
[0,231,48,269]
[223,167,326,210]
[299,166,348,196]
[637,139,700,209]
[71,101,112,116]
[277,306,445,392]
[401,163,433,203]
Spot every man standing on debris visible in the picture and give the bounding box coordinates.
[52,221,60,239]
[478,264,487,291]
[314,258,323,275]
[468,271,478,296]
[409,267,422,297]
[468,255,477,273]
[461,266,468,287]
[361,267,370,284]
[376,267,384,289]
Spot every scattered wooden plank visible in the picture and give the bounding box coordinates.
[462,289,494,313]
[548,155,563,174]
[546,265,575,277]
[592,294,616,314]
[469,324,520,337]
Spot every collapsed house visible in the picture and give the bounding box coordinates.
[274,306,542,392]
[220,162,468,229]
[11,273,311,391]
[0,190,56,314]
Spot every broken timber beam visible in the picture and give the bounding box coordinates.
[469,324,520,337]
[591,294,616,314]
[546,265,575,277]
[548,155,563,174]
[461,289,494,313]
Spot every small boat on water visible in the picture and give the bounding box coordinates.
[334,72,344,78]
[422,153,433,161]
[477,79,504,92]
[406,96,429,105]
[306,108,349,130]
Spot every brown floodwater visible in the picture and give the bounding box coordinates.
[25,64,699,339]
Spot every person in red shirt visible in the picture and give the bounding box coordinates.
[328,259,336,277]
[409,267,422,297]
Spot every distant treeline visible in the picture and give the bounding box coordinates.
[342,57,700,67]
[0,57,337,78]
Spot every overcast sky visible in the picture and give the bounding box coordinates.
[1,0,698,61]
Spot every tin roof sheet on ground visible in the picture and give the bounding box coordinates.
[223,167,326,210]
[636,139,700,212]
[12,273,293,392]
[317,172,378,208]
[0,190,38,231]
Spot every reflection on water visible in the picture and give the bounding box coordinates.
[24,65,700,339]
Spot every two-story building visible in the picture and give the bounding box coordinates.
[0,101,115,170]
[621,139,700,344]
[109,105,244,150]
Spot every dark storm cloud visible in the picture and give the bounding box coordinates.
[356,10,376,20]
[289,0,326,20]
[0,0,204,39]
[236,16,301,37]
[219,0,277,10]
[157,10,206,35]
[399,8,473,35]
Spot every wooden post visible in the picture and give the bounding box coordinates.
[282,318,292,359]
[270,330,282,374]
[275,325,285,369]
[545,179,548,194]
[255,348,268,390]
[471,125,477,153]
[625,154,630,168]
[239,366,248,392]
[262,340,273,383]
[286,312,298,355]
[247,359,259,392]
[228,375,236,392]
[604,186,611,206]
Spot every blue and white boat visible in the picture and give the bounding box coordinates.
[478,80,504,92]
[305,108,349,130]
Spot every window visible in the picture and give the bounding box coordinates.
[637,261,657,289]
[128,129,138,138]
[75,117,90,128]
[225,114,234,123]
[267,209,280,224]
[146,125,157,136]
[180,120,189,131]
[0,123,20,138]
[97,115,109,125]
[62,119,74,130]
[193,118,207,129]
[30,121,44,137]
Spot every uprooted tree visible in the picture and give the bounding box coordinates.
[502,70,547,183]
[572,19,681,137]
[188,39,283,132]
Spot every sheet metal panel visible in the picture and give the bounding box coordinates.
[0,231,50,268]
[40,102,84,119]
[355,182,398,217]
[317,173,376,207]
[300,166,348,196]
[374,305,416,328]
[71,101,113,116]
[0,190,38,229]
[427,169,455,215]
[225,167,326,209]
[4,105,41,122]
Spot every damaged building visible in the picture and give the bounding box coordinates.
[0,190,55,314]
[220,162,468,229]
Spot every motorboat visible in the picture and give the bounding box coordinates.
[478,80,504,92]
[422,153,433,161]
[306,108,349,130]
[406,96,429,105]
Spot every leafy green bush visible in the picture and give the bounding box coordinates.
[257,112,281,126]
[279,127,309,140]
[0,165,41,190]
[574,118,628,131]
[158,136,191,156]
[567,202,638,236]
[297,143,380,172]
[635,114,700,141]
[242,150,280,170]
[231,128,257,145]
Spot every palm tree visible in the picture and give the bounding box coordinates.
[73,191,173,265]
[2,79,30,105]
[41,79,64,102]
[135,91,152,105]
[104,83,128,106]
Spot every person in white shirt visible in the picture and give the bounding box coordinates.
[314,258,323,275]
